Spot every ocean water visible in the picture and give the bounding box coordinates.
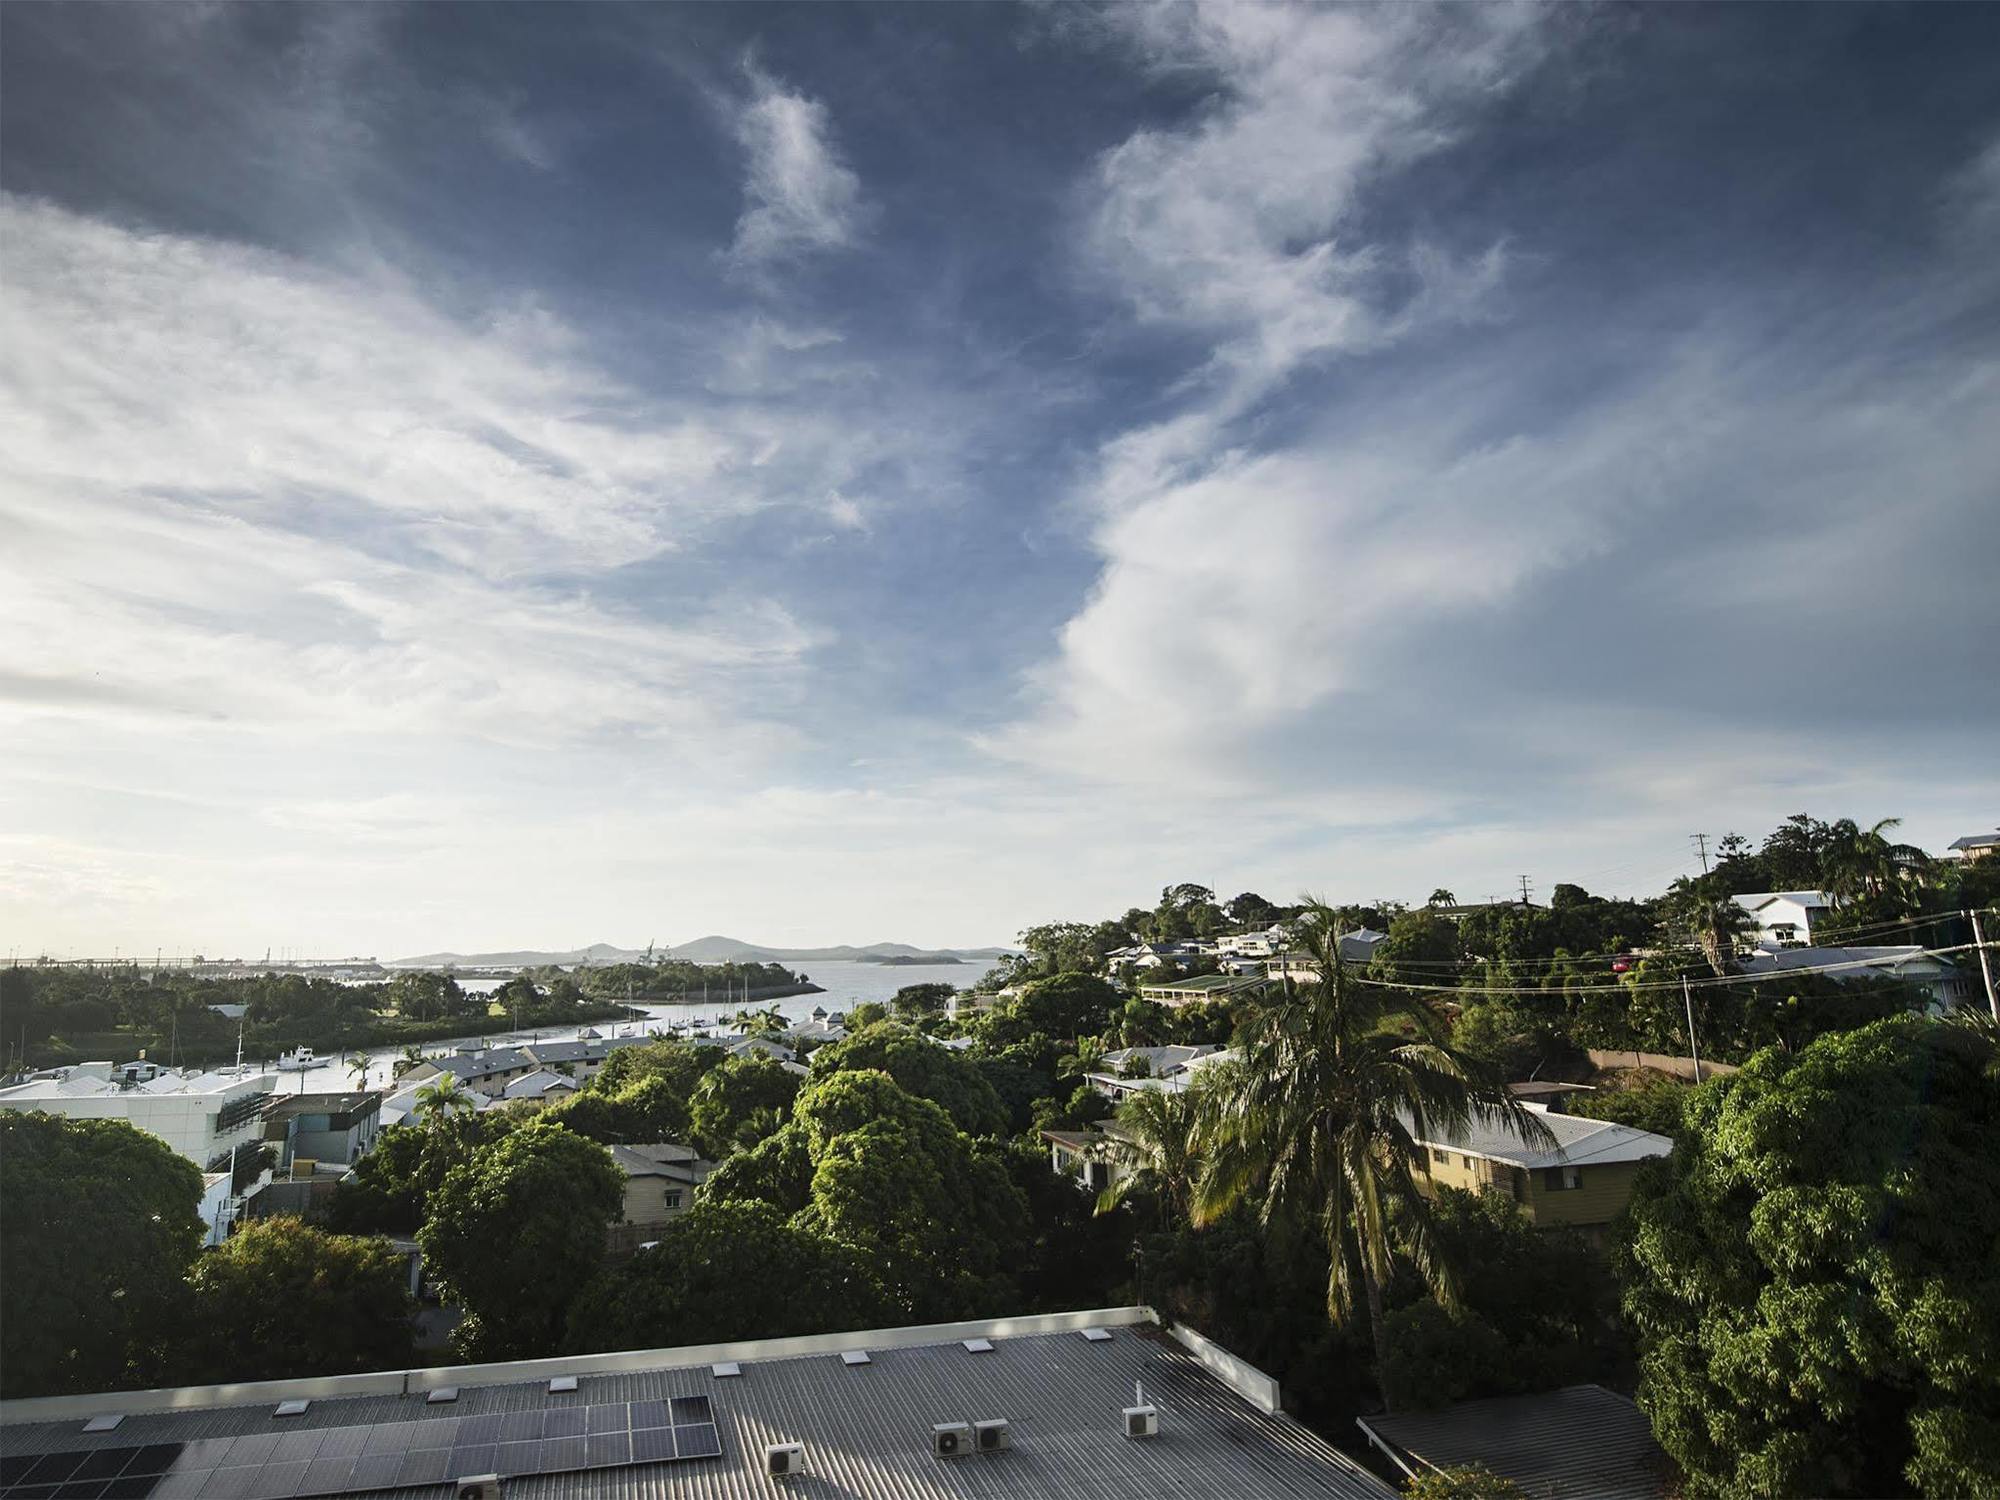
[278,958,980,1092]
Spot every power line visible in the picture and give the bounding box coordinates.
[1346,939,1991,997]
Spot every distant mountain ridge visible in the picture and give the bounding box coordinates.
[387,936,1009,969]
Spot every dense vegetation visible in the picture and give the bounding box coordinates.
[0,965,628,1073]
[3,807,1992,1500]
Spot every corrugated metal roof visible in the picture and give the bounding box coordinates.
[1357,1383,1672,1500]
[3,1326,1392,1500]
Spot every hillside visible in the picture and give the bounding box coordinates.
[388,936,1009,968]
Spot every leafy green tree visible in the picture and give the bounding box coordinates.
[1016,921,1103,977]
[590,1037,720,1098]
[1404,1465,1530,1499]
[175,1217,413,1382]
[1566,1074,1688,1138]
[0,1113,204,1396]
[1381,1189,1626,1409]
[1226,891,1282,928]
[689,1052,802,1156]
[387,970,477,1023]
[1369,909,1466,987]
[419,1123,625,1360]
[697,1121,814,1212]
[1619,1017,2000,1498]
[845,1001,887,1029]
[890,982,955,1020]
[565,1201,891,1352]
[327,1112,514,1233]
[1195,899,1548,1402]
[808,1021,1008,1135]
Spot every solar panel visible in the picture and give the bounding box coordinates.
[0,1388,726,1500]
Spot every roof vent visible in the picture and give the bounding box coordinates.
[974,1418,1012,1452]
[548,1376,578,1394]
[841,1350,871,1366]
[274,1400,310,1418]
[427,1386,460,1405]
[81,1415,124,1433]
[1080,1327,1112,1343]
[962,1338,994,1353]
[766,1442,806,1477]
[932,1421,973,1458]
[712,1361,742,1378]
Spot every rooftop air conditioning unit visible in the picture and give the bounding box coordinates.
[1123,1404,1159,1439]
[766,1442,806,1477]
[974,1418,1012,1452]
[455,1477,502,1500]
[933,1421,973,1458]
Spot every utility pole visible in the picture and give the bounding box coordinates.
[1682,974,1703,1083]
[1690,833,1710,874]
[1968,909,1999,1024]
[1518,875,1533,905]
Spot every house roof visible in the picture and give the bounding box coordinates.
[0,1309,1393,1500]
[1731,890,1833,913]
[502,1070,578,1100]
[1100,1044,1221,1075]
[1403,1102,1672,1172]
[424,1048,533,1081]
[1134,973,1264,996]
[265,1092,380,1118]
[1738,945,1955,983]
[1948,832,2000,851]
[1357,1383,1671,1500]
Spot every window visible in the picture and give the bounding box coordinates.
[664,1190,684,1209]
[1430,1147,1449,1165]
[1462,1153,1476,1170]
[1542,1166,1583,1191]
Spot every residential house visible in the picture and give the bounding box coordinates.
[501,1068,579,1102]
[0,1308,1396,1499]
[377,1078,496,1128]
[1407,1102,1672,1233]
[607,1142,714,1257]
[1215,926,1290,958]
[1948,829,1999,861]
[262,1090,382,1171]
[1042,1119,1138,1196]
[1737,943,1971,1014]
[1264,928,1389,985]
[395,1044,538,1099]
[1730,890,1835,948]
[1136,972,1268,1006]
[1085,1046,1236,1102]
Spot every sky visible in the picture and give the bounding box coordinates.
[2,2,1996,959]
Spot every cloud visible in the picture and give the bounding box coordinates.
[0,196,833,755]
[728,67,866,266]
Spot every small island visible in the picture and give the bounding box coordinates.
[861,953,964,966]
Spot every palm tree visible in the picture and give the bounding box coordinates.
[1094,1085,1204,1224]
[1427,889,1457,908]
[1821,818,1931,904]
[1193,898,1549,1402]
[413,1074,472,1125]
[1057,1036,1110,1080]
[346,1053,371,1090]
[391,1045,426,1080]
[1667,878,1757,976]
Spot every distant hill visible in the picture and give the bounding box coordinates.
[388,937,1009,969]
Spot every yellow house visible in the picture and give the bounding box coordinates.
[606,1142,713,1257]
[1407,1102,1671,1232]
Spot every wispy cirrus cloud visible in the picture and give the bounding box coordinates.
[728,66,866,267]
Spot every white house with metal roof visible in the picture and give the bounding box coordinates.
[1729,890,1834,948]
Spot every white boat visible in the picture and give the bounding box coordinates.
[275,1046,318,1072]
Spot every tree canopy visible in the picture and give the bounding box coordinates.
[1619,1016,2000,1498]
[0,1112,206,1396]
[418,1123,625,1360]
[808,1021,1008,1135]
[175,1216,413,1382]
[566,1200,892,1352]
